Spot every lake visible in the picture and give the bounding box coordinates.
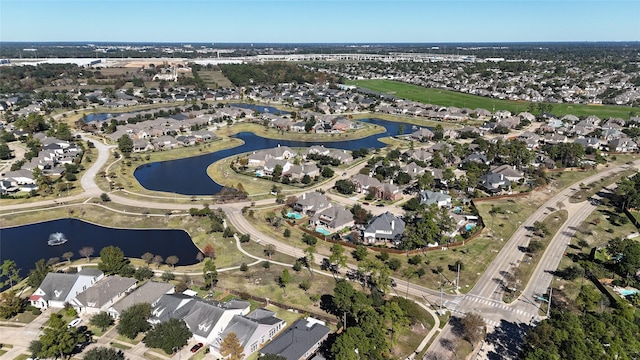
[133,118,420,195]
[0,218,200,287]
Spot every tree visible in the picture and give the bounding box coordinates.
[27,259,51,288]
[143,318,192,354]
[33,313,89,359]
[335,179,355,195]
[117,303,152,339]
[353,245,369,261]
[134,266,154,281]
[100,192,111,202]
[527,240,545,254]
[299,279,311,293]
[351,204,372,225]
[278,269,291,295]
[203,244,216,259]
[321,166,335,178]
[301,174,312,184]
[460,312,486,346]
[79,246,95,262]
[329,243,348,271]
[84,347,125,360]
[62,251,74,264]
[220,332,244,360]
[0,143,11,160]
[98,246,132,276]
[117,135,134,157]
[203,259,218,289]
[90,312,114,332]
[152,255,164,269]
[141,252,154,265]
[283,228,291,238]
[0,259,21,289]
[240,263,249,272]
[387,258,402,271]
[196,252,204,262]
[0,291,23,319]
[264,244,276,259]
[165,255,179,268]
[272,164,283,181]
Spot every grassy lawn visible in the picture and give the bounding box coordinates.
[217,121,386,142]
[215,264,337,315]
[206,157,300,196]
[10,311,39,324]
[569,169,636,203]
[12,354,30,360]
[110,342,132,350]
[264,304,304,326]
[554,204,639,303]
[115,333,143,345]
[503,211,568,303]
[241,240,299,265]
[347,79,639,119]
[143,350,167,360]
[198,70,233,88]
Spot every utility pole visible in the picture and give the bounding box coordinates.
[456,263,461,291]
[439,272,444,314]
[547,285,553,317]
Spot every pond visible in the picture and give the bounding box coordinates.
[0,218,200,290]
[133,117,421,195]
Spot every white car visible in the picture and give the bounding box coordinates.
[68,318,82,328]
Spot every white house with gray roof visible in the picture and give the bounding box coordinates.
[107,281,174,318]
[211,308,286,359]
[309,204,354,232]
[260,317,330,360]
[149,294,250,346]
[293,192,331,216]
[419,190,452,208]
[29,268,104,310]
[71,275,137,315]
[363,212,406,244]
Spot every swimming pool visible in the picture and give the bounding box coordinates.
[465,223,476,231]
[620,288,639,296]
[287,212,303,220]
[316,227,331,235]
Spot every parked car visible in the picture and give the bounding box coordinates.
[68,318,82,328]
[190,343,204,353]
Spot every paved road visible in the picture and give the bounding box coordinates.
[427,160,640,358]
[3,129,639,360]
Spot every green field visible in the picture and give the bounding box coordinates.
[347,79,639,119]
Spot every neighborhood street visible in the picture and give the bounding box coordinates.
[2,131,639,359]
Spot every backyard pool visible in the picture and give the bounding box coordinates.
[619,288,639,296]
[287,212,303,220]
[465,223,476,231]
[316,227,331,235]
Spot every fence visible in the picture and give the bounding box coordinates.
[623,208,640,231]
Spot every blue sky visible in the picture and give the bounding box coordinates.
[1,0,638,43]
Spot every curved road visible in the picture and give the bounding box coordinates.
[3,131,639,358]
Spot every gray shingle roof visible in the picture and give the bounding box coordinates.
[260,318,330,360]
[111,281,174,315]
[73,276,137,309]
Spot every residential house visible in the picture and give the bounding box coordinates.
[70,276,137,315]
[410,128,434,142]
[402,162,426,178]
[608,138,638,153]
[287,164,319,181]
[479,172,511,194]
[405,148,432,162]
[362,212,406,244]
[211,308,286,359]
[574,137,600,149]
[29,268,104,310]
[293,192,332,216]
[149,294,250,347]
[260,318,330,360]
[309,205,354,232]
[327,150,353,164]
[490,164,524,183]
[350,174,382,194]
[107,281,174,318]
[419,190,452,208]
